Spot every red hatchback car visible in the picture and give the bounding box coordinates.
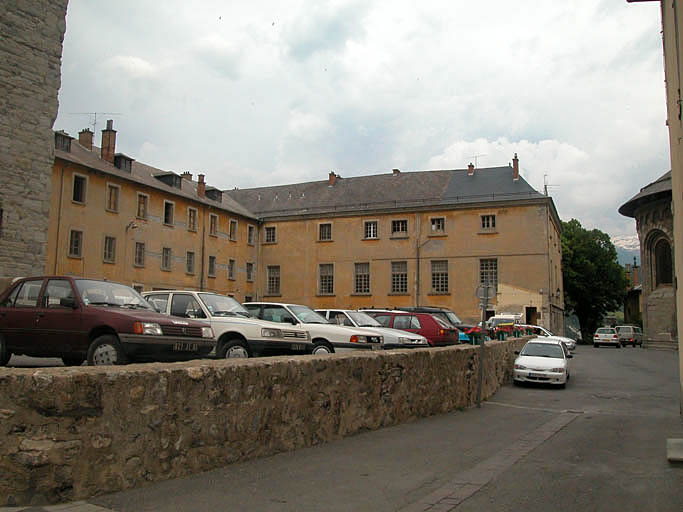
[362,310,460,346]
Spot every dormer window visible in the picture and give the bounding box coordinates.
[154,172,182,189]
[206,187,223,202]
[114,153,134,173]
[55,131,72,152]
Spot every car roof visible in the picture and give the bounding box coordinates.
[524,338,564,345]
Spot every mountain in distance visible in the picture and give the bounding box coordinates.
[611,234,640,266]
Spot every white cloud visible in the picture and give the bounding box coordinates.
[104,56,157,79]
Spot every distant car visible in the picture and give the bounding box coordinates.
[615,325,643,347]
[513,338,572,388]
[518,324,576,351]
[395,306,473,342]
[316,309,429,349]
[0,276,215,366]
[244,302,382,354]
[143,291,310,358]
[593,327,620,348]
[361,310,460,347]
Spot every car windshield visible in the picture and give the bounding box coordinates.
[434,316,451,328]
[597,328,615,334]
[290,305,329,324]
[520,343,565,358]
[347,311,381,327]
[75,279,151,309]
[444,311,462,324]
[199,293,251,317]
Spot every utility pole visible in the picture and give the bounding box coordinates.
[476,282,496,408]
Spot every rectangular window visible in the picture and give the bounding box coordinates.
[72,174,87,203]
[134,242,145,267]
[480,258,498,287]
[187,208,197,232]
[229,219,238,240]
[209,214,218,236]
[431,260,449,293]
[319,223,332,241]
[265,226,277,243]
[103,236,116,263]
[106,184,120,212]
[246,262,254,282]
[163,201,175,226]
[161,247,172,271]
[364,221,378,239]
[68,230,83,258]
[208,256,216,277]
[228,259,235,280]
[391,219,408,237]
[319,264,334,295]
[354,262,370,294]
[267,265,280,295]
[247,225,255,245]
[430,217,445,233]
[391,261,408,294]
[481,215,496,230]
[186,251,195,274]
[136,193,149,219]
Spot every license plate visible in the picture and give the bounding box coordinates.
[529,372,546,378]
[371,344,381,351]
[291,344,306,351]
[173,342,199,351]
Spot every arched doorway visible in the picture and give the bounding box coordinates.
[654,238,673,286]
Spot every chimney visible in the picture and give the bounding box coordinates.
[78,128,93,150]
[181,171,193,181]
[512,153,519,181]
[100,119,116,163]
[392,168,401,176]
[197,173,206,198]
[328,171,337,186]
[467,162,475,176]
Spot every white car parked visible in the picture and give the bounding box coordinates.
[519,324,576,351]
[244,302,382,354]
[316,309,429,349]
[143,291,310,358]
[513,338,573,388]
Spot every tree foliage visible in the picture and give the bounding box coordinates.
[561,219,629,342]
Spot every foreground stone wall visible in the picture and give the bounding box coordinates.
[0,2,68,280]
[0,339,527,506]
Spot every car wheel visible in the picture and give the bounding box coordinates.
[616,344,621,349]
[61,356,85,366]
[0,335,11,366]
[558,382,566,389]
[87,335,127,366]
[312,341,334,355]
[593,343,599,348]
[220,339,250,358]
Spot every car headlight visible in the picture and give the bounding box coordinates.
[550,367,565,373]
[261,328,282,338]
[514,364,527,370]
[350,335,368,343]
[133,322,163,335]
[202,327,214,338]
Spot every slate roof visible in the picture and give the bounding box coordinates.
[618,171,672,218]
[55,138,257,220]
[225,166,547,219]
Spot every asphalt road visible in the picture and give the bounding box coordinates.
[4,344,682,512]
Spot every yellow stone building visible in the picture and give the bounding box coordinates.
[47,123,563,333]
[47,122,259,300]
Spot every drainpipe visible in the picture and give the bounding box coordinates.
[200,207,206,291]
[54,164,68,273]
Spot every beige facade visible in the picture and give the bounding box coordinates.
[46,128,258,301]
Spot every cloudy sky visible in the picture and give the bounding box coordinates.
[54,0,670,240]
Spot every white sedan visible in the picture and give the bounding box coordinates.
[513,338,573,388]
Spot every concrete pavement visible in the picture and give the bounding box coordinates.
[2,344,681,511]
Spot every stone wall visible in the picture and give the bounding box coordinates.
[0,2,68,280]
[0,338,527,506]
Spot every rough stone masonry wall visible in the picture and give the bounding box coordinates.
[0,339,527,506]
[0,2,69,282]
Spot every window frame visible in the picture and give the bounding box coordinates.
[161,247,172,271]
[68,229,83,258]
[186,251,195,275]
[247,224,256,245]
[364,220,378,240]
[187,207,198,232]
[72,173,88,204]
[229,219,238,241]
[209,213,219,237]
[103,235,116,264]
[228,258,235,280]
[246,262,254,282]
[264,226,277,244]
[318,222,333,242]
[208,255,216,277]
[391,261,408,294]
[318,263,335,295]
[354,262,370,294]
[136,192,149,220]
[163,200,175,227]
[430,259,449,294]
[391,219,408,238]
[266,265,281,296]
[430,216,446,235]
[105,183,120,213]
[134,241,145,267]
[479,258,498,288]
[480,214,497,232]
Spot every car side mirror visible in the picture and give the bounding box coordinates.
[567,354,573,358]
[514,350,520,355]
[59,297,78,309]
[285,317,298,325]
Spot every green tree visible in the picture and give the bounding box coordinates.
[561,219,629,343]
